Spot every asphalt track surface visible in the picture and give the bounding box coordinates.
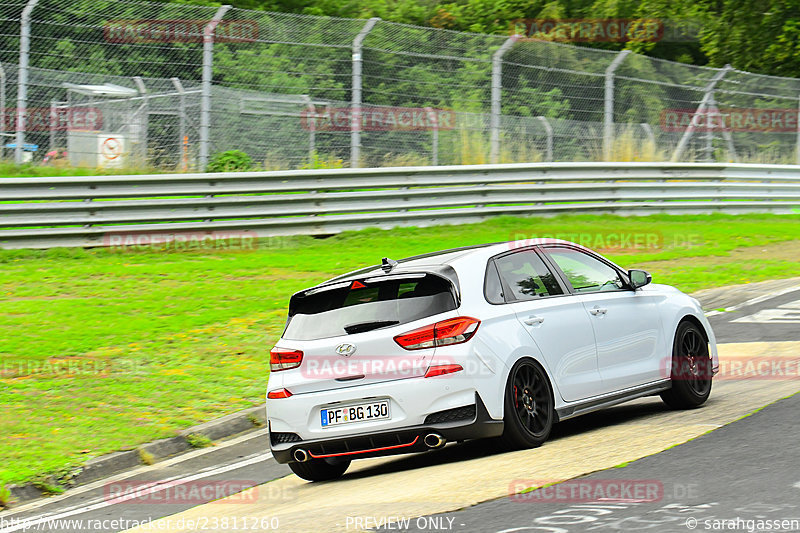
[409,391,800,533]
[707,288,800,343]
[1,287,799,533]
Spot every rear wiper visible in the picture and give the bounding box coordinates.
[344,320,400,334]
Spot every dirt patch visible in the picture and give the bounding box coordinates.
[642,240,800,268]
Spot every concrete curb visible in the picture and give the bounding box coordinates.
[692,277,800,312]
[5,404,266,508]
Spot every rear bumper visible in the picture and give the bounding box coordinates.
[269,393,502,464]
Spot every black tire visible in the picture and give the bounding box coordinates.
[499,358,554,450]
[660,321,713,409]
[288,457,350,482]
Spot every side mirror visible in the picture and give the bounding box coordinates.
[628,269,652,289]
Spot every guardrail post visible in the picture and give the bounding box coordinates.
[537,116,553,162]
[199,5,231,172]
[490,35,518,164]
[671,64,732,162]
[603,50,630,161]
[350,17,379,169]
[15,0,39,164]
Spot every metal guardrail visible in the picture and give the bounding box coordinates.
[1,162,799,249]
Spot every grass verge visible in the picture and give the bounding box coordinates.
[1,213,799,487]
[0,161,161,178]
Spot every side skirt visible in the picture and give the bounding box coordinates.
[556,380,671,422]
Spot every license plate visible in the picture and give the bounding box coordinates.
[320,400,390,428]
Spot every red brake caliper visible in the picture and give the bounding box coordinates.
[514,385,519,408]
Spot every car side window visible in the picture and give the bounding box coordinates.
[545,247,625,293]
[494,251,563,301]
[484,260,505,304]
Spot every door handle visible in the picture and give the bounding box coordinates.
[524,315,545,325]
[589,306,607,316]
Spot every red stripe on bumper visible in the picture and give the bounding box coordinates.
[307,436,420,459]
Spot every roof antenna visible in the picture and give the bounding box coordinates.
[381,257,398,273]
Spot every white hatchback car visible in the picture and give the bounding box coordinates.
[267,239,718,481]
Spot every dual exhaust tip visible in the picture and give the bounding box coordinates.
[292,433,446,462]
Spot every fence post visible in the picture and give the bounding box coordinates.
[199,5,231,172]
[425,106,439,165]
[170,77,187,171]
[302,95,316,164]
[350,17,380,169]
[132,76,148,166]
[0,62,6,159]
[639,123,656,146]
[603,50,630,161]
[490,35,518,164]
[15,0,39,164]
[796,94,800,165]
[671,64,732,162]
[48,98,57,151]
[707,93,739,162]
[537,116,553,162]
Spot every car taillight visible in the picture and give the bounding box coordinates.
[394,316,480,350]
[424,364,463,378]
[267,388,293,399]
[270,347,303,372]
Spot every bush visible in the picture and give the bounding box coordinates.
[207,150,252,172]
[299,151,344,170]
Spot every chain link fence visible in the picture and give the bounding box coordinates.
[2,0,800,171]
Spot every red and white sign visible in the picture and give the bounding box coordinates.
[101,137,123,160]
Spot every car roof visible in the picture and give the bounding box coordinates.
[321,243,492,290]
[322,238,579,286]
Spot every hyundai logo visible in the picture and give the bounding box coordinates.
[335,343,357,357]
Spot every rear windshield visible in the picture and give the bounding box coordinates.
[283,274,457,341]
